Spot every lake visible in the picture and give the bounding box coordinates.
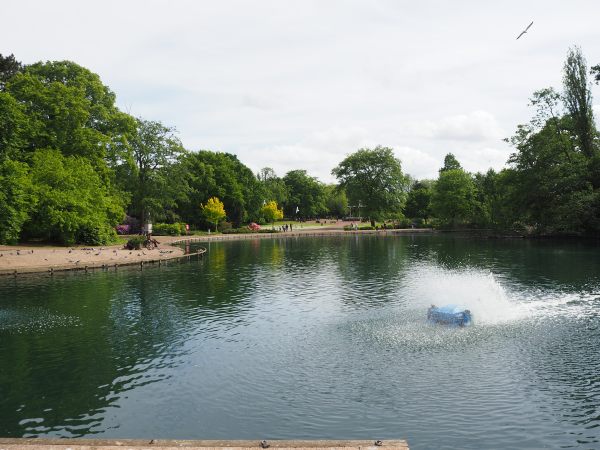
[1,234,599,449]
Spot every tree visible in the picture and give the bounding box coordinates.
[0,159,34,243]
[122,118,186,225]
[258,167,288,207]
[282,169,327,219]
[260,200,284,225]
[502,47,600,235]
[507,110,594,233]
[439,153,462,173]
[177,151,262,227]
[431,168,477,228]
[563,46,597,159]
[0,91,28,160]
[24,149,125,245]
[332,146,408,226]
[201,197,226,231]
[0,54,22,91]
[324,185,349,218]
[6,60,135,166]
[404,180,433,222]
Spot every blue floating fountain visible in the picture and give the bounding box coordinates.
[427,304,472,327]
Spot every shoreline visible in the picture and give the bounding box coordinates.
[0,228,433,276]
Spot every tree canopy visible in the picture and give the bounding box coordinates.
[0,48,598,243]
[332,146,408,226]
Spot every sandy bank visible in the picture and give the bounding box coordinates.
[0,237,185,275]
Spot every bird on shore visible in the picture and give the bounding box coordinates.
[516,21,533,40]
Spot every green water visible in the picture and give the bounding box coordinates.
[1,235,599,449]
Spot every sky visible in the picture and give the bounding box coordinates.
[2,0,600,182]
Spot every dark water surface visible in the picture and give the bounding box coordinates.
[1,235,600,449]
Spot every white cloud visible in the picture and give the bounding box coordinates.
[393,146,440,180]
[241,126,374,183]
[401,111,505,142]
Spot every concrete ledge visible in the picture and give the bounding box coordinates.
[0,439,409,450]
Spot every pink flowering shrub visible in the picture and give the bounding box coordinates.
[248,222,261,231]
[116,224,131,235]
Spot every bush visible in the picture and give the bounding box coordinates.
[153,223,185,236]
[76,224,117,245]
[125,235,145,250]
[358,225,375,230]
[219,221,233,232]
[116,224,130,235]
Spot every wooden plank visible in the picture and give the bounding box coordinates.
[0,439,408,450]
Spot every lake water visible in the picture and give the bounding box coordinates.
[1,234,599,449]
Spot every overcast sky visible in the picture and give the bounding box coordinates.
[3,0,600,182]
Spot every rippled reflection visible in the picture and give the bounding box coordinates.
[0,235,599,449]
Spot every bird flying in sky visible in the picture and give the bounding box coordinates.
[516,21,533,40]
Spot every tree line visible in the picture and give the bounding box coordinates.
[0,46,598,245]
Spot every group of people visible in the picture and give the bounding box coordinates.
[277,224,294,232]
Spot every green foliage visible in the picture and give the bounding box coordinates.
[260,200,284,223]
[282,170,327,218]
[332,146,408,226]
[563,46,596,159]
[126,235,145,250]
[431,168,478,228]
[178,151,262,227]
[5,61,135,165]
[201,197,226,231]
[25,149,125,245]
[405,180,433,220]
[324,185,349,217]
[119,118,187,224]
[0,91,28,160]
[439,153,462,173]
[258,167,289,207]
[0,53,23,91]
[0,159,34,243]
[153,222,186,236]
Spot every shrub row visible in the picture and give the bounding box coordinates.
[153,222,187,236]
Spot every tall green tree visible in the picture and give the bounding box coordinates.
[121,118,187,224]
[282,169,327,219]
[404,180,434,222]
[332,146,408,226]
[258,167,289,207]
[431,166,477,228]
[563,47,597,159]
[5,61,135,167]
[504,47,600,234]
[25,149,125,245]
